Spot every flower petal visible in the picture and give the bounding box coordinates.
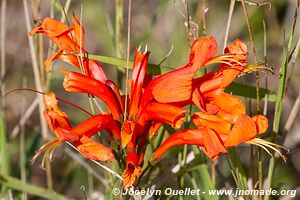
[43,92,77,141]
[63,72,122,120]
[121,120,136,148]
[31,17,107,82]
[72,14,84,48]
[45,50,63,73]
[138,102,187,129]
[218,39,248,88]
[251,115,268,134]
[152,128,205,161]
[129,50,150,119]
[189,36,218,71]
[149,122,163,139]
[71,114,120,140]
[77,136,114,162]
[192,112,231,135]
[211,92,246,122]
[201,128,227,160]
[224,114,257,147]
[106,80,124,113]
[122,152,142,189]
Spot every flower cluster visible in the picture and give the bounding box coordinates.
[31,15,273,189]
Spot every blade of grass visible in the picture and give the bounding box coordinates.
[264,2,299,200]
[227,148,249,200]
[115,0,124,58]
[191,146,217,200]
[23,0,48,140]
[79,53,174,74]
[223,0,235,49]
[0,174,69,200]
[0,2,8,198]
[123,0,132,121]
[273,0,299,138]
[0,0,6,106]
[0,105,9,199]
[285,40,300,139]
[20,78,27,200]
[240,0,260,113]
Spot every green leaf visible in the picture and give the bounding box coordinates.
[191,146,217,200]
[78,53,174,75]
[225,82,276,102]
[0,174,69,200]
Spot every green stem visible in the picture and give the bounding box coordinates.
[227,148,249,199]
[0,174,69,200]
[0,105,9,199]
[265,3,299,200]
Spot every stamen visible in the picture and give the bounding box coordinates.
[241,62,275,75]
[31,139,60,165]
[253,138,289,152]
[247,138,287,163]
[247,140,273,157]
[41,141,60,168]
[206,60,234,66]
[205,54,244,66]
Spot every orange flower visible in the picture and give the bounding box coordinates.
[61,49,188,153]
[191,112,268,160]
[140,37,218,108]
[122,152,142,189]
[32,92,118,165]
[152,111,268,161]
[152,39,270,161]
[30,15,107,82]
[43,92,77,142]
[32,16,275,189]
[192,39,248,114]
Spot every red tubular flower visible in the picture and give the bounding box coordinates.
[152,39,270,161]
[77,136,114,162]
[152,129,205,161]
[122,152,142,189]
[30,15,107,82]
[152,112,268,161]
[129,49,150,119]
[140,36,218,108]
[33,92,119,165]
[71,114,121,140]
[43,92,78,142]
[196,39,248,112]
[63,71,122,121]
[137,102,187,129]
